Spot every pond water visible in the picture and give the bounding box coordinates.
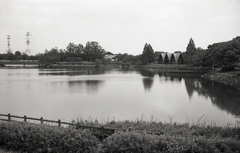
[0,67,239,126]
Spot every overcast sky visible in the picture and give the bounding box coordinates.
[0,0,239,55]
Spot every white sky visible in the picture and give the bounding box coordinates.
[0,0,239,55]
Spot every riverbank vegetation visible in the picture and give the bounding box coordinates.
[1,119,240,152]
[183,36,240,70]
[1,36,239,69]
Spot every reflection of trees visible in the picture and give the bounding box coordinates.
[158,71,166,77]
[143,78,153,91]
[137,69,182,91]
[137,69,155,91]
[137,69,155,77]
[68,80,104,94]
[184,77,240,117]
[184,78,196,98]
[68,80,85,86]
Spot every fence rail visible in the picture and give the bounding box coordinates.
[0,113,163,140]
[0,113,114,129]
[0,113,117,140]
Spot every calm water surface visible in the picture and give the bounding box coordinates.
[0,67,239,126]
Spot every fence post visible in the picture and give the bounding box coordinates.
[8,113,11,121]
[24,115,27,122]
[40,117,43,124]
[58,119,61,127]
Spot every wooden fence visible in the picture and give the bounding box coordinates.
[0,113,164,140]
[0,113,116,140]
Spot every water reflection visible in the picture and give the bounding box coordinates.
[68,80,104,94]
[137,69,155,91]
[136,68,240,118]
[183,77,240,117]
[38,68,108,76]
[1,68,239,125]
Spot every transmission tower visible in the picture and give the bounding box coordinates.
[7,35,11,53]
[25,32,31,55]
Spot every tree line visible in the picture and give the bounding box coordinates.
[183,36,240,69]
[0,37,239,67]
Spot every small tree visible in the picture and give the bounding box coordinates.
[6,53,15,60]
[22,53,28,60]
[141,43,155,64]
[83,41,105,62]
[186,38,197,55]
[15,51,22,60]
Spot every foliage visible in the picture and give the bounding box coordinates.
[141,43,155,64]
[65,57,83,62]
[0,121,99,153]
[186,38,197,54]
[38,48,60,63]
[14,51,21,60]
[6,53,15,60]
[1,120,240,152]
[83,41,105,62]
[101,131,240,152]
[37,41,105,63]
[183,36,240,68]
[203,36,240,68]
[21,53,28,60]
[182,47,206,65]
[122,54,141,64]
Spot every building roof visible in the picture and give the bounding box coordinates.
[104,54,118,59]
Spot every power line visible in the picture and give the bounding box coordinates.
[11,42,26,45]
[30,34,36,54]
[11,35,25,38]
[11,38,25,41]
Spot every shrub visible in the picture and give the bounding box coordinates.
[101,131,240,153]
[1,120,240,152]
[0,121,99,152]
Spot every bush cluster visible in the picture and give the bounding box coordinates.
[101,131,240,152]
[0,122,99,152]
[1,121,240,152]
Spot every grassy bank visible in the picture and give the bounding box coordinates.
[202,69,240,90]
[1,119,240,153]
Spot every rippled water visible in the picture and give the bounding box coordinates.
[0,67,239,126]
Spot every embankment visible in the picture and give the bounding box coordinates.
[202,71,240,90]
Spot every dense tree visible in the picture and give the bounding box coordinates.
[83,41,105,62]
[0,54,7,60]
[183,47,206,65]
[15,51,21,56]
[203,36,240,68]
[116,53,128,61]
[15,51,22,60]
[141,43,155,64]
[66,43,84,58]
[122,54,141,63]
[6,53,15,60]
[186,38,197,55]
[38,48,60,63]
[22,53,28,60]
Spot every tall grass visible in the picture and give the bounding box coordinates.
[1,116,240,152]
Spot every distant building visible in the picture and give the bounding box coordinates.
[104,52,118,61]
[155,51,184,64]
